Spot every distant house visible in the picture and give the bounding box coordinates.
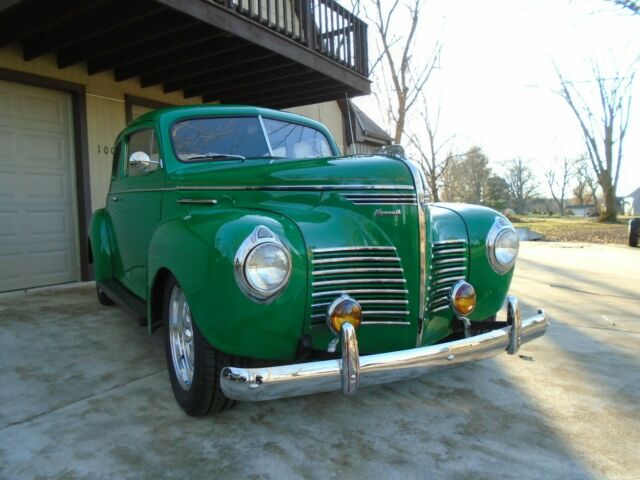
[338,99,393,154]
[569,204,597,216]
[624,188,640,215]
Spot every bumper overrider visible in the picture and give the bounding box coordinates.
[220,296,548,401]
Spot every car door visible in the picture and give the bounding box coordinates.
[109,126,164,300]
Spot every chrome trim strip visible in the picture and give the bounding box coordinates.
[361,321,411,326]
[177,198,218,205]
[397,158,427,347]
[312,289,409,298]
[313,256,400,265]
[311,299,408,309]
[178,184,413,191]
[433,239,467,245]
[312,246,397,254]
[220,302,549,401]
[429,305,450,313]
[433,266,467,275]
[312,278,406,287]
[258,115,274,156]
[433,276,465,285]
[311,310,409,319]
[432,248,466,255]
[109,188,169,194]
[312,267,404,276]
[433,258,467,265]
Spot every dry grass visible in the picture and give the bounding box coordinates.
[515,215,631,245]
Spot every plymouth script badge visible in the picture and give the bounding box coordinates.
[374,208,401,217]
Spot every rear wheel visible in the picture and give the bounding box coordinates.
[163,276,239,416]
[96,284,115,306]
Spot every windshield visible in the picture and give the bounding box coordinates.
[171,116,334,162]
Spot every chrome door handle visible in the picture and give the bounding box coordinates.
[111,196,120,202]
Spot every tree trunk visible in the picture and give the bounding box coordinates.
[600,177,617,222]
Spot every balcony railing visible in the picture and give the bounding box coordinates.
[210,0,369,77]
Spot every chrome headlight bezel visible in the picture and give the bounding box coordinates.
[234,226,292,303]
[486,217,519,275]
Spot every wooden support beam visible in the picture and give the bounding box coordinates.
[163,53,281,94]
[22,1,162,61]
[87,23,214,75]
[0,0,111,47]
[114,35,244,83]
[137,43,259,87]
[192,66,315,99]
[210,81,344,105]
[57,10,197,68]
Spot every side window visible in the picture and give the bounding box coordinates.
[127,129,160,177]
[111,142,122,179]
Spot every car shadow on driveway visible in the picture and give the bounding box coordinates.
[0,284,602,480]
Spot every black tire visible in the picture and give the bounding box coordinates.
[629,219,639,247]
[96,284,115,306]
[163,275,241,416]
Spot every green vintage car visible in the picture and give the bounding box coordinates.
[89,105,548,416]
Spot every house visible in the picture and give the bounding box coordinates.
[337,99,393,154]
[624,187,640,215]
[0,0,370,292]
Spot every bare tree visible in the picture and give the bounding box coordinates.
[504,158,538,214]
[406,98,454,202]
[545,158,573,215]
[573,155,599,207]
[555,61,636,221]
[368,0,441,144]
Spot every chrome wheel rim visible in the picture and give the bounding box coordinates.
[168,284,195,391]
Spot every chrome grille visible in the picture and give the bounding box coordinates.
[341,193,417,205]
[426,240,469,315]
[310,247,410,326]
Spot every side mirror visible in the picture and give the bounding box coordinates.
[129,151,152,165]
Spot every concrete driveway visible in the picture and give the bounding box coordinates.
[1,242,638,479]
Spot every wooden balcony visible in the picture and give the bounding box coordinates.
[0,0,370,108]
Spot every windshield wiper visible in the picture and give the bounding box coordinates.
[249,155,288,160]
[185,153,246,161]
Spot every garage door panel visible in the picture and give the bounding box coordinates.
[29,247,72,277]
[25,209,72,237]
[0,170,18,199]
[0,80,78,292]
[0,211,20,240]
[24,171,68,200]
[20,94,68,127]
[19,132,69,168]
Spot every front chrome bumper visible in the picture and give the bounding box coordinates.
[220,296,548,402]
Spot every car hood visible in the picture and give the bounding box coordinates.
[169,155,414,190]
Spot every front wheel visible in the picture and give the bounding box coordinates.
[163,276,240,416]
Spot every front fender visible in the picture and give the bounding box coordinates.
[436,203,514,321]
[148,208,307,360]
[88,208,116,282]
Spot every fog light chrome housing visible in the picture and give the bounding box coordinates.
[327,295,362,334]
[450,280,476,316]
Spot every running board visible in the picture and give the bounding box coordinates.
[98,279,146,326]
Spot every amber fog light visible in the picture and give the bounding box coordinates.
[450,281,476,316]
[327,295,362,334]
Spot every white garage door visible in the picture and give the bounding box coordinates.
[0,80,79,292]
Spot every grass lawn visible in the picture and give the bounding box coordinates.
[514,215,632,245]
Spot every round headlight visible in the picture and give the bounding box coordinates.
[245,243,290,294]
[495,228,519,266]
[234,226,292,302]
[487,217,519,274]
